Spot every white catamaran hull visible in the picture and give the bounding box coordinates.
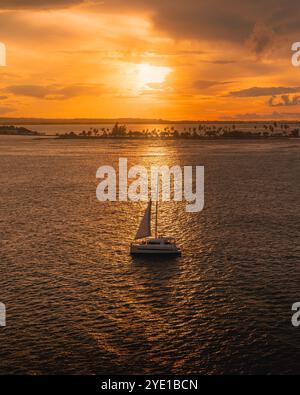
[130,249,181,256]
[130,242,181,256]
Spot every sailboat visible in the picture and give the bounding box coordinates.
[130,200,181,256]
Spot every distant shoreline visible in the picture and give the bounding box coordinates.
[2,118,300,125]
[55,135,299,141]
[0,126,43,136]
[55,122,300,140]
[2,121,300,139]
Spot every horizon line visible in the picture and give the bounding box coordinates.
[1,117,300,124]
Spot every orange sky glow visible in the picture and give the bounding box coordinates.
[1,1,300,120]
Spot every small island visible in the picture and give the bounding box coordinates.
[0,125,43,136]
[57,122,300,140]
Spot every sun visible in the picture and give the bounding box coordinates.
[137,63,171,88]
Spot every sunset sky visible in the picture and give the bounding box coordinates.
[1,0,300,120]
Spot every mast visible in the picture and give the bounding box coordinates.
[155,176,159,238]
[155,199,158,238]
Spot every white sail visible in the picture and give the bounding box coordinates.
[135,201,151,240]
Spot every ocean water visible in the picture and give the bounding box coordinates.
[0,135,299,374]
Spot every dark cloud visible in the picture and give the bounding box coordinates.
[247,23,275,55]
[6,85,49,98]
[95,0,252,43]
[91,0,300,51]
[229,86,300,97]
[268,94,300,106]
[1,1,300,58]
[4,84,104,99]
[2,1,300,51]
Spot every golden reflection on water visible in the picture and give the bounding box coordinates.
[0,137,300,374]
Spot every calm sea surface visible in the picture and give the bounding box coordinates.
[0,135,299,374]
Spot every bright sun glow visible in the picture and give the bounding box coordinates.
[137,63,171,88]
